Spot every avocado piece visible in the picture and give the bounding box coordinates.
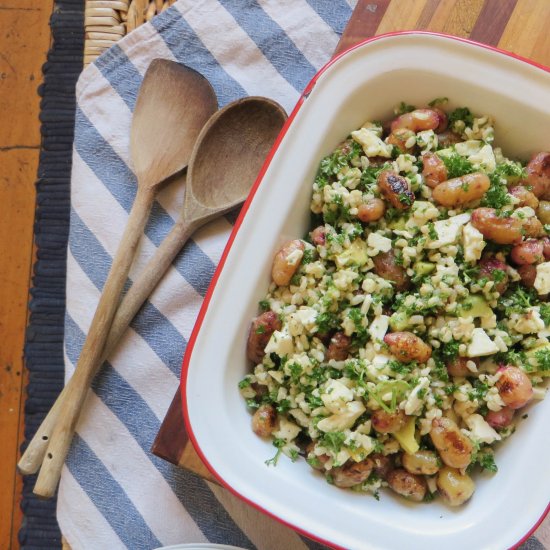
[388,217,407,230]
[389,311,410,331]
[525,344,550,376]
[458,295,492,318]
[413,261,435,277]
[394,417,419,455]
[335,239,368,268]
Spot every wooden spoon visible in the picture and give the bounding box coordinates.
[30,59,217,497]
[21,97,287,494]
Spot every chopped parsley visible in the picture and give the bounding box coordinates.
[398,192,413,206]
[540,303,550,326]
[306,455,321,468]
[316,311,341,334]
[258,299,270,311]
[265,438,286,466]
[395,101,416,115]
[469,379,489,402]
[480,173,512,209]
[360,164,389,192]
[287,362,302,382]
[428,97,448,107]
[476,449,498,473]
[348,308,369,345]
[238,378,252,389]
[276,399,292,413]
[388,359,415,375]
[302,248,316,264]
[427,221,438,240]
[494,160,525,181]
[500,285,536,315]
[439,152,475,179]
[448,107,474,128]
[440,339,460,362]
[320,431,347,453]
[534,347,550,372]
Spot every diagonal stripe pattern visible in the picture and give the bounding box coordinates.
[59,0,355,548]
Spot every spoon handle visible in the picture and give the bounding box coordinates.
[19,217,199,477]
[33,185,156,498]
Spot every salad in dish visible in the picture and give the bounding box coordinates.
[239,100,550,506]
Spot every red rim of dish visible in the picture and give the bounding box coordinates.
[180,30,550,550]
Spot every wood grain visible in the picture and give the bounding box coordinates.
[498,0,550,66]
[0,0,54,547]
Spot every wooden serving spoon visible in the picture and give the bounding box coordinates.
[30,59,217,498]
[21,97,287,496]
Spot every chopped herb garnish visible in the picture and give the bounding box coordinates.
[448,107,474,128]
[320,431,347,454]
[265,438,286,466]
[480,173,512,209]
[316,311,341,334]
[540,303,550,326]
[428,97,448,107]
[439,152,475,179]
[238,378,252,389]
[427,221,438,240]
[396,101,416,115]
[534,347,550,371]
[302,248,316,264]
[440,339,460,361]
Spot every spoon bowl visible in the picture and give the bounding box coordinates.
[186,97,288,214]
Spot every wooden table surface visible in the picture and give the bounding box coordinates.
[0,1,54,548]
[1,0,549,549]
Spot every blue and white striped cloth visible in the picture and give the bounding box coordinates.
[60,1,356,548]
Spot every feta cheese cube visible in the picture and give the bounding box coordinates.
[293,307,318,331]
[468,144,496,173]
[370,315,389,342]
[367,232,392,253]
[427,214,469,249]
[273,417,301,442]
[416,130,438,151]
[264,326,294,357]
[462,222,486,262]
[455,140,482,157]
[465,414,501,444]
[535,262,550,295]
[508,309,545,334]
[351,128,393,158]
[467,328,499,357]
[317,400,366,432]
[404,377,430,415]
[321,379,354,414]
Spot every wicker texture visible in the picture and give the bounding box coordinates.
[84,0,176,65]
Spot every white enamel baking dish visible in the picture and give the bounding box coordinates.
[182,33,550,550]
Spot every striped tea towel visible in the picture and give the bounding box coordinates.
[59,1,356,549]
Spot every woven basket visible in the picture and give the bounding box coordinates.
[84,0,177,65]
